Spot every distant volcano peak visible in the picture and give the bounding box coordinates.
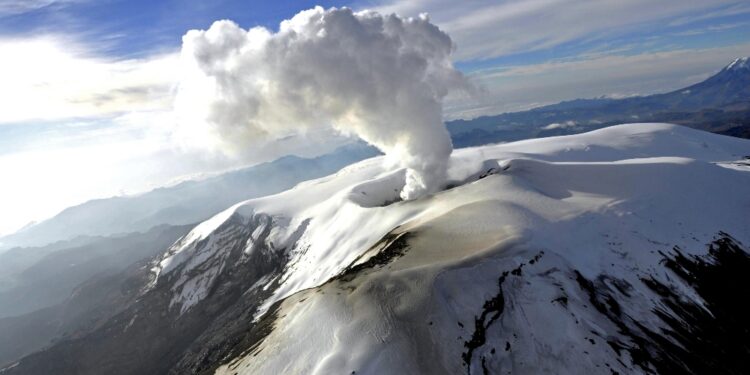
[725,56,749,71]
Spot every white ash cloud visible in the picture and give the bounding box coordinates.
[175,6,471,200]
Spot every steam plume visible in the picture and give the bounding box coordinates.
[175,7,470,199]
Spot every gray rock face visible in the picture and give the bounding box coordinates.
[2,213,289,375]
[0,224,193,368]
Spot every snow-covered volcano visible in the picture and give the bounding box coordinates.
[6,123,750,375]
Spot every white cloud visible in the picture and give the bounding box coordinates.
[0,0,83,16]
[366,0,747,61]
[176,7,471,199]
[668,2,750,26]
[543,121,576,130]
[671,21,749,37]
[0,36,179,124]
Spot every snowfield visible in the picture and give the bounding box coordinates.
[150,123,750,374]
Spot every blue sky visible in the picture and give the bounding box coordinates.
[0,0,357,57]
[0,0,749,236]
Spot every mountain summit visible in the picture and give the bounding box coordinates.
[675,56,750,108]
[725,56,750,71]
[6,123,750,375]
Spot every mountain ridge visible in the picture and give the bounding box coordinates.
[449,56,750,146]
[0,144,378,251]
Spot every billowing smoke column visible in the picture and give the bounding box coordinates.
[175,7,470,200]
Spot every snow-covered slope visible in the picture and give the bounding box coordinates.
[6,123,750,375]
[155,123,750,374]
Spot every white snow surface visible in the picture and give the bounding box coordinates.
[151,123,750,373]
[726,56,749,70]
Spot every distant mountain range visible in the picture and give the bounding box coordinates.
[0,145,378,250]
[0,224,192,367]
[448,56,750,146]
